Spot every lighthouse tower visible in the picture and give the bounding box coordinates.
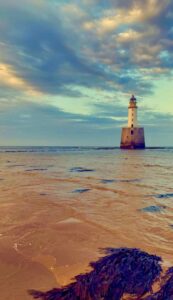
[120,95,145,149]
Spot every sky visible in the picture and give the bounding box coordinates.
[0,0,173,146]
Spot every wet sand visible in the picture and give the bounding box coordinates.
[0,182,119,299]
[1,148,173,299]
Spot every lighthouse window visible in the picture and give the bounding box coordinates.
[131,130,134,135]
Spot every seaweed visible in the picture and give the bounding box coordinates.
[101,179,115,184]
[70,167,95,173]
[155,193,173,199]
[144,267,173,300]
[29,248,162,300]
[72,189,91,193]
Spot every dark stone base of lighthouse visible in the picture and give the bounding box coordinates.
[120,127,145,149]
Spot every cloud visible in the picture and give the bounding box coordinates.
[0,0,103,95]
[0,99,126,145]
[82,0,173,77]
[0,63,41,97]
[0,0,173,145]
[1,0,173,100]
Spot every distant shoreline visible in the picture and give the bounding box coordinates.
[0,146,172,153]
[0,146,172,149]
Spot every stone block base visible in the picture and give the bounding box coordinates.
[120,127,145,149]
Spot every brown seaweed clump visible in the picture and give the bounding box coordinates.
[144,267,173,299]
[29,248,164,300]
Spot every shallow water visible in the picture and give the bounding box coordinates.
[0,147,173,299]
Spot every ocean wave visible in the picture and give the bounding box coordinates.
[1,146,173,154]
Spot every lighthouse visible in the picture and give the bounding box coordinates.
[120,95,145,149]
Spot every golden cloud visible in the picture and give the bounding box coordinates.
[0,64,42,96]
[83,1,168,35]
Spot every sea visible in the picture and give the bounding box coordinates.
[0,146,173,299]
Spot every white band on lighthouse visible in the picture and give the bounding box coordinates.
[128,95,138,128]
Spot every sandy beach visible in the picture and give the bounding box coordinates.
[1,147,173,299]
